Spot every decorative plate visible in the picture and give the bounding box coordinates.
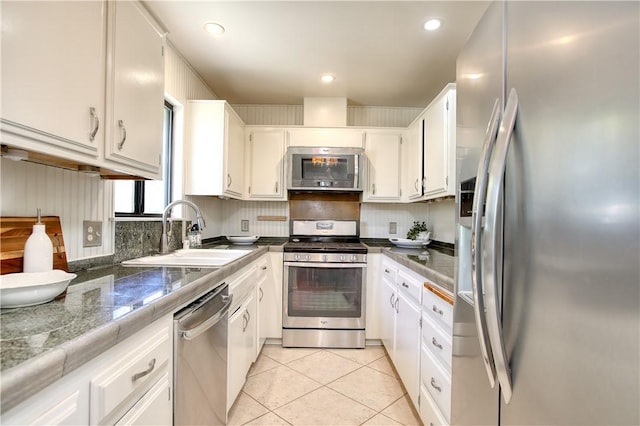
[0,270,76,308]
[226,235,260,245]
[389,238,431,248]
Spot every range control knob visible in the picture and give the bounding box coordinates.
[305,255,310,261]
[351,255,357,262]
[339,255,346,262]
[294,254,300,261]
[323,255,328,262]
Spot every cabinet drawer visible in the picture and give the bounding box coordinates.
[381,260,397,283]
[115,372,171,425]
[90,326,170,424]
[419,385,449,426]
[422,284,453,333]
[421,343,451,423]
[398,269,422,305]
[422,314,452,372]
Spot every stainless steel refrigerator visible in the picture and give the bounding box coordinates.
[453,2,639,425]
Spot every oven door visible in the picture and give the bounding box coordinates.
[283,261,366,329]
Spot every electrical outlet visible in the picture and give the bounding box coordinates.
[241,219,249,232]
[83,220,102,247]
[389,222,397,234]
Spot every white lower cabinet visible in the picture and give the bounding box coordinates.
[419,282,454,425]
[227,264,259,411]
[378,258,422,407]
[377,255,454,424]
[1,315,173,426]
[259,252,283,345]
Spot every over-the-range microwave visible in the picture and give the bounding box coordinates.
[287,146,365,191]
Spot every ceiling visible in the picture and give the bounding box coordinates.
[143,1,490,108]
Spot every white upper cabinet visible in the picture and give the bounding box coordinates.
[246,128,286,200]
[287,128,365,148]
[403,116,424,201]
[423,84,456,199]
[0,1,165,179]
[0,1,106,161]
[104,1,165,179]
[185,101,245,199]
[363,131,402,202]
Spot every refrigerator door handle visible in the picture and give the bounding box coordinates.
[470,98,502,388]
[484,88,518,404]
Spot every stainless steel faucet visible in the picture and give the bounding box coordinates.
[161,200,206,254]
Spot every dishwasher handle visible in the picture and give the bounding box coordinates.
[181,294,233,341]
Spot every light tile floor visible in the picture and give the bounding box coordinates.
[228,345,423,426]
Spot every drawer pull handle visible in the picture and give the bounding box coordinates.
[384,269,390,274]
[432,337,443,350]
[117,120,127,150]
[402,282,409,289]
[432,304,443,316]
[261,266,267,270]
[132,358,156,383]
[430,377,442,392]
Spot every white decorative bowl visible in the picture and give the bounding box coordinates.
[0,270,76,308]
[226,236,260,245]
[389,238,431,248]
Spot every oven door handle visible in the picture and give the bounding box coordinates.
[284,262,367,268]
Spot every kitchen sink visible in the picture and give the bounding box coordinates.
[122,249,252,268]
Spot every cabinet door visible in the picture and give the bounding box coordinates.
[364,132,402,201]
[395,291,422,408]
[227,304,247,411]
[1,1,105,159]
[244,291,258,366]
[404,118,424,200]
[423,86,455,199]
[224,109,245,198]
[380,275,397,360]
[247,129,285,200]
[105,1,164,179]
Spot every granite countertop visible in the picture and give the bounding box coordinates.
[0,244,276,413]
[0,236,452,413]
[363,239,455,294]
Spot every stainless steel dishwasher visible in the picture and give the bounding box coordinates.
[174,282,232,425]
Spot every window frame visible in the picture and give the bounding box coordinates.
[114,100,174,218]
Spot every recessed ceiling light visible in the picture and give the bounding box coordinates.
[423,19,442,31]
[321,74,335,83]
[203,22,225,36]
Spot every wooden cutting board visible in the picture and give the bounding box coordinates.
[0,216,68,274]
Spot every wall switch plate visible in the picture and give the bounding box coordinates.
[241,219,249,232]
[83,220,102,247]
[389,222,397,234]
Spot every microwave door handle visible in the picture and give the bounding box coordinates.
[471,98,502,388]
[484,88,519,404]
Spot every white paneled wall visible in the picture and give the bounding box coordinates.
[427,199,455,244]
[165,42,217,101]
[360,202,429,239]
[231,105,303,126]
[221,200,289,237]
[0,158,114,261]
[348,106,423,128]
[231,104,422,128]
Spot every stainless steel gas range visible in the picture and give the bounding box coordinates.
[282,219,367,348]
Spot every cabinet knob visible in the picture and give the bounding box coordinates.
[402,282,409,289]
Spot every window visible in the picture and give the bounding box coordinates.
[115,101,173,216]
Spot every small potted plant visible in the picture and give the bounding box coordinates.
[407,221,430,241]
